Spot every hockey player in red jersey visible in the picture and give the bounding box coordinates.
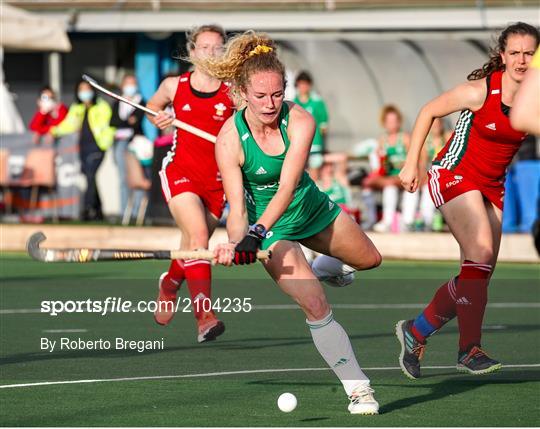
[395,22,538,378]
[147,25,234,342]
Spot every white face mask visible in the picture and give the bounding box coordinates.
[122,85,138,97]
[40,98,56,112]
[78,90,94,103]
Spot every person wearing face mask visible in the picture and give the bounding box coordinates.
[52,79,115,221]
[29,87,68,145]
[110,74,146,215]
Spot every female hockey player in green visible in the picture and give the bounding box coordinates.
[196,31,382,415]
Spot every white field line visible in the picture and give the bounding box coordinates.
[1,364,539,390]
[1,302,539,315]
[254,303,540,310]
[42,329,88,333]
[0,309,41,314]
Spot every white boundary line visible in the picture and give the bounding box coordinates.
[1,302,539,315]
[1,364,539,390]
[253,303,540,310]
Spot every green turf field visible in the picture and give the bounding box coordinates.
[1,254,539,426]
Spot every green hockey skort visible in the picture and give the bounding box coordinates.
[235,103,341,250]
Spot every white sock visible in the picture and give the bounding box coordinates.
[400,189,419,226]
[382,185,399,225]
[361,189,377,225]
[300,244,315,265]
[311,255,355,279]
[420,184,435,226]
[307,311,370,396]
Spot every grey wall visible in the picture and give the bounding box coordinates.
[277,37,489,152]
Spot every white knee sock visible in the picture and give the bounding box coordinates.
[401,189,419,226]
[420,184,435,226]
[307,311,370,395]
[382,185,399,225]
[361,189,377,226]
[311,255,355,279]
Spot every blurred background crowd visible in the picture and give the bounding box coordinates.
[1,0,538,235]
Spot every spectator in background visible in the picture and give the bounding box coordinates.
[110,74,145,215]
[502,135,539,234]
[319,153,353,211]
[52,79,114,221]
[29,86,67,145]
[401,118,449,231]
[294,71,329,181]
[362,104,410,232]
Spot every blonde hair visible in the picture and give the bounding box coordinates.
[192,30,285,99]
[186,24,226,52]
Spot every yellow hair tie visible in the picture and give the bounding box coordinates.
[248,45,273,57]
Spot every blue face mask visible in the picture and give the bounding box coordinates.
[78,90,94,102]
[122,85,138,97]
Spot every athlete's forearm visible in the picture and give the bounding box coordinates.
[145,102,162,126]
[256,187,295,232]
[226,212,248,243]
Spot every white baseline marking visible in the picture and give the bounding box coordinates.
[0,309,41,314]
[1,364,539,390]
[42,329,88,333]
[2,302,539,315]
[252,303,540,310]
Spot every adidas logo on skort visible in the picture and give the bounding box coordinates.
[328,201,335,210]
[485,123,496,131]
[456,297,471,305]
[255,166,267,175]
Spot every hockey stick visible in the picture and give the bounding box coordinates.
[81,74,217,144]
[27,232,271,263]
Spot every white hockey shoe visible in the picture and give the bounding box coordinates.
[348,385,379,415]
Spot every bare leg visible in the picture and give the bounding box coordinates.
[484,200,503,271]
[301,211,382,270]
[263,240,329,321]
[439,191,494,264]
[263,240,375,405]
[168,192,219,250]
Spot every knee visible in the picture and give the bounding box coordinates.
[184,231,209,250]
[300,294,330,321]
[350,248,382,271]
[467,245,493,265]
[370,249,383,268]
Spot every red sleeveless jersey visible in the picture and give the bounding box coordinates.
[433,71,527,184]
[162,72,234,189]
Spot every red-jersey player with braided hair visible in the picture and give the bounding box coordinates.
[146,25,234,343]
[396,22,538,378]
